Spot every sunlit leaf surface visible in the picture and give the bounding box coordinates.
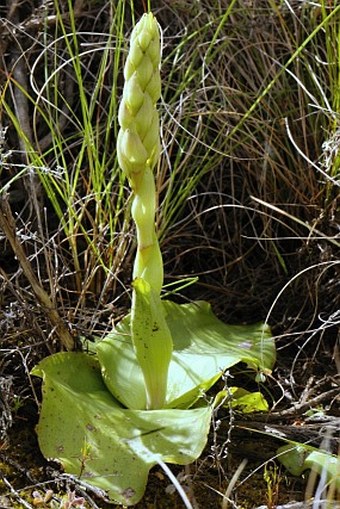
[32,353,212,506]
[278,442,340,490]
[97,300,275,409]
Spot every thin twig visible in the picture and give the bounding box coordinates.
[0,474,33,509]
[0,195,75,350]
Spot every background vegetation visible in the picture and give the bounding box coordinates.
[0,0,339,507]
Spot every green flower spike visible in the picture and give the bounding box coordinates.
[117,13,163,294]
[117,13,161,184]
[117,13,171,409]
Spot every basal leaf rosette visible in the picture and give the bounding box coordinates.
[32,302,275,505]
[97,299,276,410]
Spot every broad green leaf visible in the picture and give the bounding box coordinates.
[32,352,212,506]
[214,387,269,413]
[277,443,340,490]
[130,278,172,409]
[230,388,269,412]
[97,300,275,410]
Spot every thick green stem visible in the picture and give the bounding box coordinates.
[131,278,172,409]
[131,167,163,295]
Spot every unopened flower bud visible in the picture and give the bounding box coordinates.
[117,129,148,177]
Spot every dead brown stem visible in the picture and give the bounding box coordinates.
[0,194,75,351]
